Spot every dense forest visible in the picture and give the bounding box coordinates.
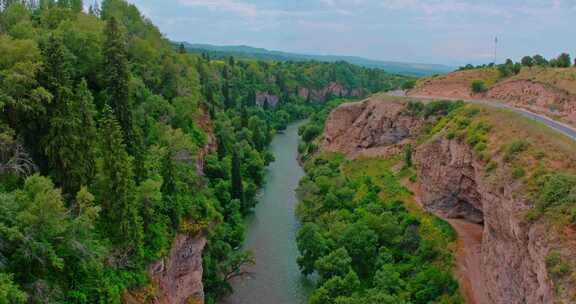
[0,0,411,303]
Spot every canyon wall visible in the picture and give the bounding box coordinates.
[415,137,553,304]
[320,96,560,304]
[256,82,364,108]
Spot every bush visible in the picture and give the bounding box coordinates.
[401,80,416,90]
[471,80,486,93]
[545,251,570,281]
[512,167,525,179]
[503,139,530,162]
[485,160,498,173]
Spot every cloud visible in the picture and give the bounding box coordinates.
[177,0,288,18]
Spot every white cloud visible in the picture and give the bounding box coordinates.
[177,0,289,18]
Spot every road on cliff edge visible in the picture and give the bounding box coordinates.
[390,89,576,304]
[388,90,576,141]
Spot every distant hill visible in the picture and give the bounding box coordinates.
[179,43,454,77]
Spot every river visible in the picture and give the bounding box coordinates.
[221,120,314,304]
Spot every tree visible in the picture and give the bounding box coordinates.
[556,53,572,68]
[401,80,416,91]
[532,54,548,66]
[230,148,244,210]
[0,273,27,304]
[102,16,143,178]
[44,80,97,194]
[521,56,534,67]
[97,106,143,255]
[341,223,378,277]
[296,223,329,275]
[314,248,352,281]
[471,80,486,93]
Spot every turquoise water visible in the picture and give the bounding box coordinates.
[222,120,314,304]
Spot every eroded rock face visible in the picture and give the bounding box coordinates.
[255,92,280,108]
[298,82,364,103]
[320,97,426,158]
[415,137,554,304]
[148,232,207,304]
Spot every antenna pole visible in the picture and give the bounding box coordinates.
[494,37,498,64]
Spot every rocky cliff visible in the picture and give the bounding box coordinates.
[253,82,364,109]
[320,96,575,304]
[147,232,207,304]
[320,96,426,158]
[415,137,553,304]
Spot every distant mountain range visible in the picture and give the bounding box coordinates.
[179,43,454,77]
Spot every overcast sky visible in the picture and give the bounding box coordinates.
[127,0,576,65]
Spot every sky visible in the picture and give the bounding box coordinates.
[127,0,576,66]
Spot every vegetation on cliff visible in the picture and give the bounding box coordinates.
[418,102,576,299]
[0,0,411,303]
[295,153,462,304]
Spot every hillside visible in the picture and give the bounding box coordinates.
[179,42,454,77]
[304,94,576,303]
[408,65,576,126]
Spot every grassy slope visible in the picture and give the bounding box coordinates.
[415,66,576,94]
[415,68,501,89]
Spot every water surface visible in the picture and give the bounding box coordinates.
[222,120,314,304]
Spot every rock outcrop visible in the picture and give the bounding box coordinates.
[255,92,280,108]
[320,97,426,158]
[298,82,363,103]
[147,232,207,304]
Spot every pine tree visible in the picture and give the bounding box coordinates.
[98,105,143,254]
[103,16,144,179]
[216,133,227,160]
[45,80,98,194]
[230,148,244,209]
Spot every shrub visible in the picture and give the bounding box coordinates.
[545,251,570,281]
[401,80,416,90]
[535,173,576,210]
[503,139,530,162]
[471,80,486,93]
[512,167,526,179]
[485,160,498,173]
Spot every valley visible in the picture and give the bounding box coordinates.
[1,1,576,304]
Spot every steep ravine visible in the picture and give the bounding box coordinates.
[320,95,566,304]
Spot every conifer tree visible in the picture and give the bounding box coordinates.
[103,16,144,179]
[230,148,244,209]
[45,80,97,194]
[98,105,143,255]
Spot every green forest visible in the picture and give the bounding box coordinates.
[0,0,411,303]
